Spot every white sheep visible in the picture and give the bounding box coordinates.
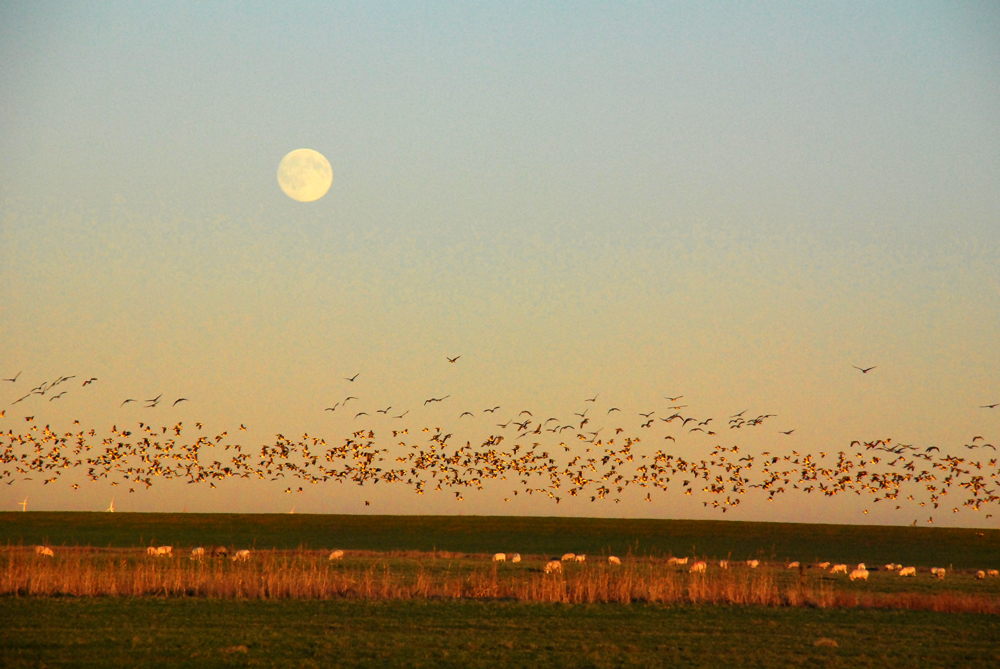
[849,568,869,581]
[574,554,586,563]
[190,547,205,559]
[211,546,229,558]
[609,556,621,565]
[690,560,707,573]
[830,564,848,574]
[988,569,999,577]
[817,562,830,569]
[935,568,946,580]
[493,553,506,562]
[787,561,800,569]
[146,546,157,556]
[930,567,940,576]
[232,549,251,562]
[746,559,759,569]
[511,553,521,563]
[883,563,898,571]
[329,550,344,560]
[561,553,576,561]
[976,570,986,580]
[155,546,172,557]
[667,557,689,566]
[545,560,562,573]
[35,546,54,557]
[719,560,729,569]
[857,563,866,571]
[898,566,916,577]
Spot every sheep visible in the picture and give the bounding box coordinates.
[609,556,621,565]
[511,554,521,563]
[211,546,229,558]
[817,562,830,569]
[328,550,344,560]
[849,568,869,581]
[232,549,251,562]
[574,554,586,563]
[830,564,848,574]
[787,561,800,569]
[898,567,916,577]
[561,553,576,561]
[545,560,562,573]
[719,560,729,569]
[935,568,946,580]
[988,570,999,578]
[146,546,157,556]
[690,561,707,574]
[884,563,898,571]
[155,546,172,557]
[746,559,759,569]
[857,563,866,571]
[976,570,986,580]
[493,553,506,562]
[667,557,689,566]
[190,547,205,559]
[930,567,940,576]
[35,546,54,557]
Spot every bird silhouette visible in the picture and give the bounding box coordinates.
[853,365,877,373]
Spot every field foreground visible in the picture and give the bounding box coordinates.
[2,598,998,668]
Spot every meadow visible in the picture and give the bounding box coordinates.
[4,513,999,666]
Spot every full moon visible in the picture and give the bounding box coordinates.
[277,149,333,202]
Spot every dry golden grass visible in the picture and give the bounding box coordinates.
[4,548,998,614]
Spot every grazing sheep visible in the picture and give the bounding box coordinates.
[210,546,229,558]
[817,562,830,569]
[976,570,986,580]
[849,568,869,581]
[667,557,689,566]
[988,569,999,578]
[719,560,729,569]
[493,553,506,562]
[574,554,586,563]
[746,559,759,569]
[232,549,251,562]
[898,566,916,577]
[545,560,562,573]
[884,563,898,571]
[328,550,344,560]
[146,546,157,556]
[155,546,172,557]
[511,554,521,563]
[830,564,848,574]
[857,563,866,571]
[190,547,205,559]
[787,562,800,569]
[690,561,707,574]
[609,556,621,565]
[35,546,54,557]
[561,553,576,561]
[930,567,940,576]
[934,568,946,580]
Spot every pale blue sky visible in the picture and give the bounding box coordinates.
[2,2,999,524]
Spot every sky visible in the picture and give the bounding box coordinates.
[1,1,999,525]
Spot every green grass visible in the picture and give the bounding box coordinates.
[4,512,999,569]
[1,598,997,667]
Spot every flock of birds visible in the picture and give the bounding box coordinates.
[2,363,998,522]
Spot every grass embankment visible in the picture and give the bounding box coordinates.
[2,598,998,668]
[4,512,999,568]
[5,548,1000,613]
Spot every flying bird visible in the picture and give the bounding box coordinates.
[82,378,97,386]
[853,365,877,373]
[172,398,188,406]
[344,373,360,382]
[2,372,21,383]
[121,399,136,407]
[446,356,460,363]
[980,403,999,409]
[779,430,795,435]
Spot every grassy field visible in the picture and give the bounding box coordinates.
[1,598,998,668]
[4,512,1000,569]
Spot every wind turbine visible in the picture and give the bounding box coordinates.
[289,507,295,514]
[106,498,115,513]
[18,497,27,512]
